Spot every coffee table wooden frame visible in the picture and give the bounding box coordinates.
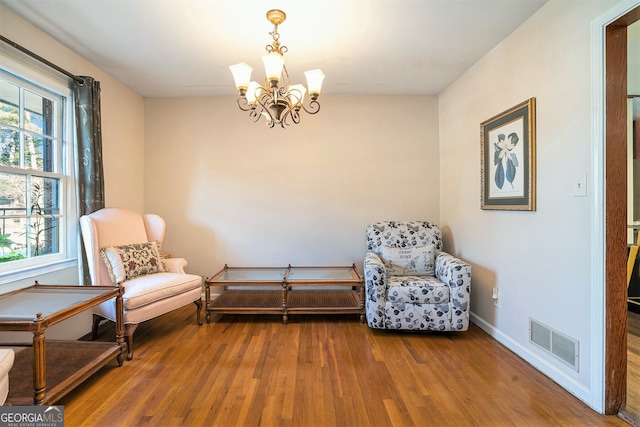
[205,264,364,324]
[0,281,125,405]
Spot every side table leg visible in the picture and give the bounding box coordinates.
[32,314,46,405]
[115,287,125,366]
[205,282,211,324]
[281,282,288,324]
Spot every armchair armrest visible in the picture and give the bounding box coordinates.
[364,252,388,329]
[163,257,188,274]
[435,252,471,331]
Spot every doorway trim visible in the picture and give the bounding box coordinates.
[592,0,640,414]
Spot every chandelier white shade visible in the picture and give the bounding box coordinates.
[229,9,325,128]
[228,63,252,91]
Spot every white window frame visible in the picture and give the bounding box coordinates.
[0,53,78,285]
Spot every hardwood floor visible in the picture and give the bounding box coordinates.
[56,306,629,426]
[622,310,640,425]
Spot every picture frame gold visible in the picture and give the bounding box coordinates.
[481,98,536,211]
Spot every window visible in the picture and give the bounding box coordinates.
[0,65,75,277]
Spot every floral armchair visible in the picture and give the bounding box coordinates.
[364,221,471,331]
[80,208,203,359]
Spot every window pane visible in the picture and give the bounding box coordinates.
[28,215,58,256]
[25,89,54,137]
[0,172,26,209]
[0,80,19,127]
[23,132,54,172]
[0,127,19,168]
[0,174,61,260]
[28,176,60,256]
[24,132,42,171]
[0,173,27,262]
[0,225,26,263]
[41,137,54,173]
[31,176,60,214]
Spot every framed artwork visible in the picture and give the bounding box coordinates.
[481,98,536,211]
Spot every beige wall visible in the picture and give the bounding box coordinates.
[144,95,440,277]
[438,0,621,407]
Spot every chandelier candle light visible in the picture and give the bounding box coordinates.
[229,9,325,128]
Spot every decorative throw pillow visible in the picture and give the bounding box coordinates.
[100,241,166,283]
[378,244,436,276]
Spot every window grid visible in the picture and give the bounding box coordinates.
[0,70,66,266]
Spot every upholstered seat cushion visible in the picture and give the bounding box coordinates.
[385,301,452,330]
[122,273,202,310]
[387,275,450,305]
[0,348,15,405]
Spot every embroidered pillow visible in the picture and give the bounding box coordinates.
[100,241,166,283]
[379,244,436,276]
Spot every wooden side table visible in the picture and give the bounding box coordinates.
[0,282,125,405]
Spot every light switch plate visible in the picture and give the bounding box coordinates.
[573,175,587,197]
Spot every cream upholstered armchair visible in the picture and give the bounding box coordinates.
[80,208,202,360]
[0,348,14,405]
[364,221,471,331]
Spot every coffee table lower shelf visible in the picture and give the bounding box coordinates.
[207,289,363,323]
[8,340,123,405]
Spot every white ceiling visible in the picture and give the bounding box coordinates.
[0,0,548,98]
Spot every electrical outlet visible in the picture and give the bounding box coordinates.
[492,287,499,307]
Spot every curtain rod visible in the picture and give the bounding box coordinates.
[0,34,85,84]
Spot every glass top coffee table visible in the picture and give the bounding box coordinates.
[205,264,364,324]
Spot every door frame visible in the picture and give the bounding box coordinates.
[593,0,640,414]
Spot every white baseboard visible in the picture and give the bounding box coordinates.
[470,312,593,409]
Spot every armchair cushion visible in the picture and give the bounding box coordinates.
[100,241,166,283]
[387,275,449,304]
[122,272,202,310]
[379,244,437,276]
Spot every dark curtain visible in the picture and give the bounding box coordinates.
[73,76,105,285]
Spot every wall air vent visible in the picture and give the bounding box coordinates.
[529,318,579,372]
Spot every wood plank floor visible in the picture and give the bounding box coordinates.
[54,306,629,426]
[622,310,640,425]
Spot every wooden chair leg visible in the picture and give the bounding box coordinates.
[194,299,203,325]
[124,323,138,361]
[91,314,103,341]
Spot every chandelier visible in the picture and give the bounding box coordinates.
[229,9,325,129]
